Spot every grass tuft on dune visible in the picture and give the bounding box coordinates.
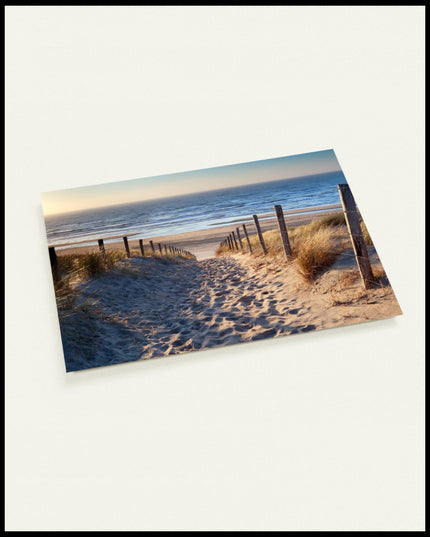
[57,248,195,281]
[55,248,196,321]
[216,212,361,281]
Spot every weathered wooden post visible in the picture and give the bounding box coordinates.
[123,236,130,258]
[231,232,239,250]
[236,227,243,250]
[164,245,168,255]
[98,239,107,262]
[242,223,253,253]
[158,243,162,254]
[274,204,292,259]
[149,240,155,253]
[338,184,375,289]
[253,214,268,254]
[49,246,60,284]
[139,239,145,257]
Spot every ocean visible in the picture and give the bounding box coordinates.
[44,170,347,248]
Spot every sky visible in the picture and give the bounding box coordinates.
[41,149,342,215]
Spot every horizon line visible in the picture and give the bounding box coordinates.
[43,169,344,218]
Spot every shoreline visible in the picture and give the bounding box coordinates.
[52,204,345,260]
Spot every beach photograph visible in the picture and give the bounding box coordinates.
[42,149,402,372]
[7,6,424,531]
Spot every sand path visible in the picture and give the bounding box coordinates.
[61,251,401,372]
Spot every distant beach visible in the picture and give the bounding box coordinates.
[45,171,347,251]
[53,203,344,260]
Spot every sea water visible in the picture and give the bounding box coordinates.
[44,171,347,248]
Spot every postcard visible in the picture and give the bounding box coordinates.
[42,149,402,372]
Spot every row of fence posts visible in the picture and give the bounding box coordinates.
[220,204,292,260]
[115,237,192,260]
[49,236,193,285]
[219,184,375,289]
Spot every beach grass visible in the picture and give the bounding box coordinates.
[57,248,195,281]
[54,247,196,324]
[294,227,339,281]
[216,212,356,281]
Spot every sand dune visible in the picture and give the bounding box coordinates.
[60,248,401,372]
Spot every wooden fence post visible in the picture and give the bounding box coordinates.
[231,231,239,250]
[236,227,243,250]
[49,246,60,284]
[274,204,292,259]
[123,236,131,258]
[253,214,268,254]
[242,223,253,253]
[158,243,162,254]
[98,239,107,262]
[338,184,375,289]
[139,239,145,257]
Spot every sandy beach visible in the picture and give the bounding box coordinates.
[59,237,402,372]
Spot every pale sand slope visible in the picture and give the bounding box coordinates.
[60,248,402,372]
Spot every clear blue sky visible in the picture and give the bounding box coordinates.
[42,149,342,215]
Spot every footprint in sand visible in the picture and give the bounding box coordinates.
[251,328,278,341]
[239,295,255,305]
[299,324,316,333]
[254,317,272,329]
[218,327,234,338]
[215,290,228,296]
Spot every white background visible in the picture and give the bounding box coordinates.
[5,6,425,531]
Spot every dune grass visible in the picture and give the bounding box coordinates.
[57,249,127,280]
[216,212,357,281]
[294,227,339,280]
[54,247,195,319]
[57,247,195,282]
